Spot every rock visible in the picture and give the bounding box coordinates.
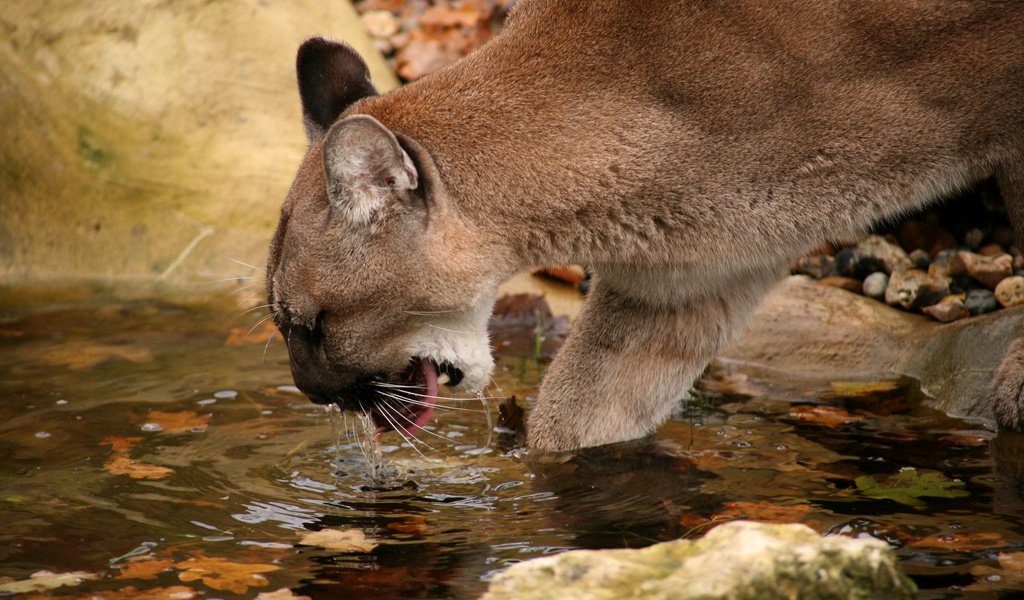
[793,254,836,279]
[909,249,931,269]
[965,289,999,315]
[818,276,863,293]
[1014,252,1024,272]
[964,227,985,250]
[835,248,887,279]
[978,243,1006,258]
[923,297,970,323]
[481,521,917,600]
[928,249,962,280]
[958,251,1013,289]
[898,219,956,256]
[862,272,889,299]
[856,235,914,274]
[885,269,950,309]
[995,276,1024,308]
[715,276,1024,423]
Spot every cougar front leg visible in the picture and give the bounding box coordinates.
[527,269,778,451]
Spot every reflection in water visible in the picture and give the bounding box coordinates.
[0,295,1022,598]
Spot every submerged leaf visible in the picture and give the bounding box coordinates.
[0,570,98,594]
[789,405,864,428]
[909,531,1007,551]
[298,528,379,553]
[116,558,175,580]
[855,468,969,508]
[175,556,278,595]
[145,410,211,433]
[712,501,814,524]
[255,588,313,600]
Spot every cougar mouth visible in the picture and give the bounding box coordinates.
[370,357,464,433]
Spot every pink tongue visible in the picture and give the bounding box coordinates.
[413,358,438,428]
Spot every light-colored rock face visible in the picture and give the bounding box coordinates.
[0,0,397,285]
[481,521,917,600]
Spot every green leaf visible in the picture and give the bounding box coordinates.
[855,467,968,509]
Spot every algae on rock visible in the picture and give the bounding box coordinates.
[482,521,917,600]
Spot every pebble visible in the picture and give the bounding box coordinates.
[884,269,950,309]
[835,248,887,280]
[862,272,889,300]
[856,235,913,274]
[978,243,1005,258]
[909,249,931,269]
[898,220,956,256]
[793,254,836,279]
[956,251,1013,290]
[964,227,985,250]
[965,288,999,315]
[995,275,1024,308]
[923,297,970,323]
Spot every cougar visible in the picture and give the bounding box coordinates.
[266,0,1024,451]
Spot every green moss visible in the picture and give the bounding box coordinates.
[77,125,112,168]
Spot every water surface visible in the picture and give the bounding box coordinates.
[1,292,1022,598]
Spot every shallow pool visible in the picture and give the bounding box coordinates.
[1,292,1022,598]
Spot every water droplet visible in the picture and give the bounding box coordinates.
[775,445,788,451]
[34,431,51,439]
[735,440,751,448]
[196,398,217,406]
[986,575,1002,582]
[260,410,272,415]
[55,399,68,405]
[141,423,162,432]
[213,390,238,399]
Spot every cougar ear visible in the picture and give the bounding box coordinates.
[296,37,378,144]
[323,115,419,224]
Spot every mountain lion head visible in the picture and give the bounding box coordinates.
[266,38,502,433]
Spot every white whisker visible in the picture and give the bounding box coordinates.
[376,403,435,457]
[402,309,461,316]
[245,313,274,338]
[426,323,471,335]
[201,276,256,285]
[222,256,265,271]
[379,399,456,445]
[377,391,484,414]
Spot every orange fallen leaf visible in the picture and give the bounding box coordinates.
[789,405,864,428]
[104,455,174,480]
[88,585,197,599]
[908,531,1007,551]
[101,436,172,480]
[145,410,211,433]
[101,436,143,452]
[713,501,814,524]
[298,528,379,553]
[968,552,1024,591]
[175,556,278,595]
[116,558,175,580]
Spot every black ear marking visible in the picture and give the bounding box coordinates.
[296,37,379,144]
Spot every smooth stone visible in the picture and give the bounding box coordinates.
[793,254,836,279]
[957,251,1013,290]
[923,297,970,323]
[856,235,914,274]
[897,219,956,256]
[835,248,887,280]
[884,269,950,309]
[964,227,985,250]
[978,243,1005,258]
[909,248,931,269]
[481,521,917,600]
[818,276,863,293]
[995,276,1024,308]
[862,272,889,300]
[715,276,1024,423]
[965,288,999,315]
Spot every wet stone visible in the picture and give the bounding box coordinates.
[957,251,1013,290]
[965,288,999,315]
[909,249,931,270]
[995,276,1024,308]
[884,269,950,310]
[923,297,970,323]
[856,235,913,274]
[898,219,956,256]
[819,276,863,293]
[978,243,1005,258]
[862,272,889,300]
[835,248,887,280]
[793,254,836,279]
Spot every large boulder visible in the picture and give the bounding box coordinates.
[716,276,1024,422]
[481,521,917,600]
[0,0,397,284]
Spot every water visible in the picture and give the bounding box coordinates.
[1,291,1023,598]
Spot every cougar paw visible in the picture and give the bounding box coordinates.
[994,337,1024,431]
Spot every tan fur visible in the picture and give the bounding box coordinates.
[268,1,1024,451]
